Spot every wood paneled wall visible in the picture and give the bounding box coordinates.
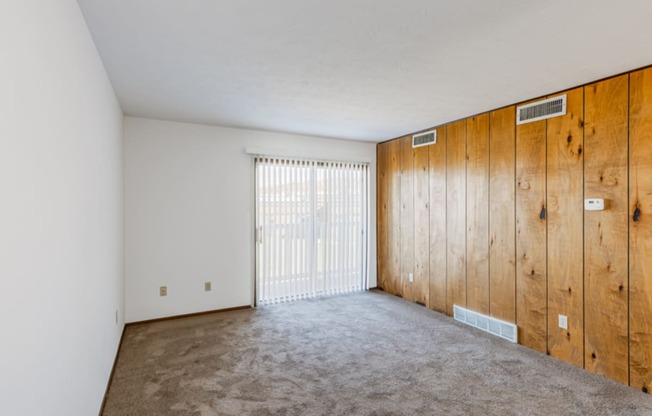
[466,115,490,315]
[547,87,584,367]
[376,66,652,392]
[399,137,415,301]
[446,120,467,314]
[630,69,652,394]
[428,126,447,313]
[488,107,516,323]
[385,139,401,295]
[377,142,388,292]
[584,75,629,384]
[414,143,430,306]
[515,107,547,354]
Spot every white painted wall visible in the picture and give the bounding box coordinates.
[0,2,124,415]
[125,117,377,322]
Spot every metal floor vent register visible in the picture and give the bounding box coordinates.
[453,304,518,343]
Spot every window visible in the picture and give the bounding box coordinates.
[255,157,369,304]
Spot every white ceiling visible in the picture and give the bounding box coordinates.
[77,0,652,142]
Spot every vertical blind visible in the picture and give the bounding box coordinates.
[255,156,369,305]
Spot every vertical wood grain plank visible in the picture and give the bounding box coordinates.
[400,136,415,301]
[429,127,448,313]
[629,68,652,392]
[516,109,547,354]
[387,139,401,296]
[376,142,388,291]
[466,114,490,314]
[414,141,430,306]
[489,106,516,323]
[584,75,629,384]
[547,87,585,368]
[446,120,467,315]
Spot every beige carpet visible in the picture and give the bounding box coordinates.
[103,291,652,415]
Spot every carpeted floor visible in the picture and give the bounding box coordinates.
[103,291,652,416]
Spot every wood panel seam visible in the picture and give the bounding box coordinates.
[624,76,630,384]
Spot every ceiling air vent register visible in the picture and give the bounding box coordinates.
[516,94,567,125]
[412,130,437,148]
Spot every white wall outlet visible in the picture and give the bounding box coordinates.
[558,314,568,330]
[408,272,414,283]
[205,281,212,292]
[584,198,604,211]
[160,286,167,296]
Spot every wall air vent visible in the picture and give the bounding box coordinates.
[516,94,567,125]
[453,304,518,343]
[412,130,437,148]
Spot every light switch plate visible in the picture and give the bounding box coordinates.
[205,282,212,292]
[408,273,414,283]
[160,286,167,296]
[558,314,568,330]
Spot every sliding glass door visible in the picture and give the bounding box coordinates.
[255,157,368,305]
